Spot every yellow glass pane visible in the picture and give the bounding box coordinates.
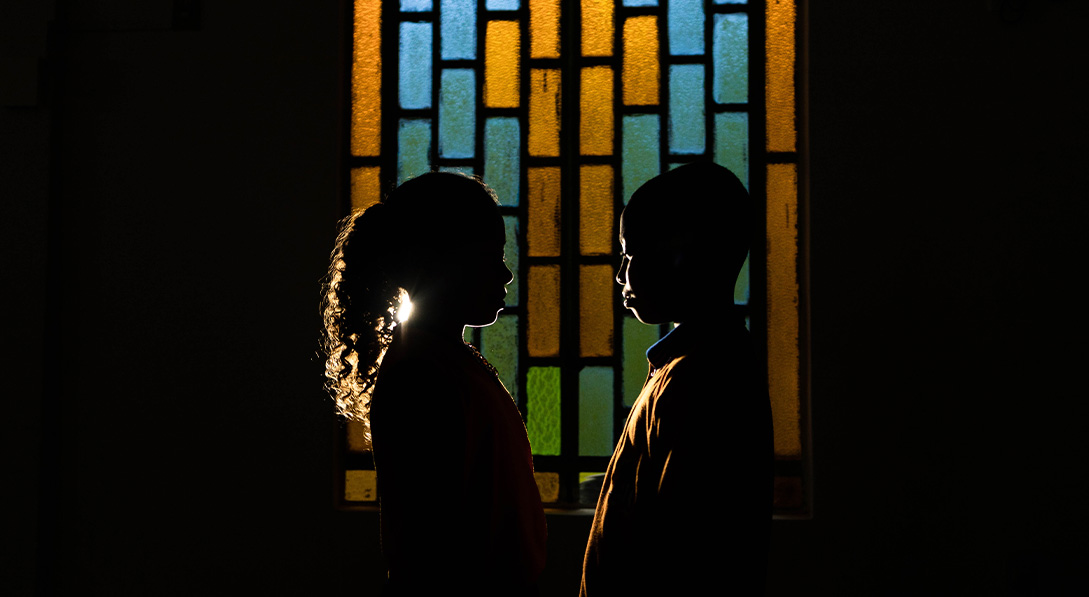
[346,420,369,453]
[350,167,382,212]
[534,471,560,503]
[528,265,561,357]
[344,470,377,502]
[766,0,796,153]
[527,167,561,257]
[581,0,614,57]
[351,0,381,157]
[580,66,614,156]
[623,16,659,106]
[766,163,800,458]
[485,20,521,108]
[580,264,614,357]
[579,165,613,256]
[530,0,560,59]
[529,69,561,157]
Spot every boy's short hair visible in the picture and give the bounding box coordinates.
[623,162,751,279]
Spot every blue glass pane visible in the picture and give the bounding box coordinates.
[668,0,704,56]
[715,0,747,4]
[623,0,657,6]
[622,114,660,204]
[398,119,432,183]
[401,0,433,11]
[668,64,705,154]
[439,69,476,158]
[713,13,748,104]
[484,118,521,206]
[714,111,749,189]
[579,367,614,457]
[399,22,433,109]
[481,314,519,403]
[441,0,476,60]
[486,0,519,9]
[439,165,475,175]
[502,215,520,304]
[622,317,660,407]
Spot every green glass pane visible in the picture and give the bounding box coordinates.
[714,111,749,189]
[713,13,748,104]
[622,317,660,406]
[481,314,519,402]
[527,366,561,455]
[579,367,614,456]
[485,117,520,206]
[397,119,431,183]
[438,68,475,158]
[734,253,750,305]
[622,114,660,203]
[503,215,520,305]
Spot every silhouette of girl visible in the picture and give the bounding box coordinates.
[321,172,546,596]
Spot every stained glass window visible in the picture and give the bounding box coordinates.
[342,0,807,514]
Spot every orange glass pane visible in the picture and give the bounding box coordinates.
[350,167,382,212]
[580,66,614,156]
[529,69,561,157]
[351,0,381,157]
[485,20,520,108]
[766,0,796,153]
[528,265,561,357]
[534,471,560,502]
[579,165,613,256]
[581,0,614,57]
[580,264,614,357]
[623,16,659,106]
[527,167,562,257]
[530,0,560,59]
[766,163,800,457]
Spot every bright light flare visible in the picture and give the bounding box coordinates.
[396,290,414,323]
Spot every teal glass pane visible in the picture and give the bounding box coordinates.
[439,69,475,158]
[579,367,614,457]
[486,0,519,9]
[623,0,657,6]
[441,0,476,60]
[714,112,749,188]
[734,253,750,305]
[668,64,705,154]
[399,22,433,109]
[439,165,475,175]
[485,117,520,206]
[715,0,747,4]
[622,114,660,204]
[622,317,660,407]
[397,119,432,183]
[668,0,704,56]
[713,13,748,104]
[502,215,520,305]
[527,366,561,455]
[481,314,519,402]
[401,0,432,11]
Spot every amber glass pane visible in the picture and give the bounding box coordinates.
[529,0,560,59]
[767,163,800,457]
[579,264,614,357]
[350,167,382,212]
[485,20,520,108]
[766,0,796,152]
[579,165,613,256]
[534,472,561,502]
[351,0,381,157]
[622,16,658,106]
[346,420,369,453]
[529,69,561,157]
[581,0,614,57]
[528,265,561,357]
[344,470,377,502]
[527,366,561,455]
[527,167,561,257]
[580,66,614,156]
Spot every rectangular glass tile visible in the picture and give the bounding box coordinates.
[580,66,614,156]
[668,64,705,154]
[622,16,659,106]
[579,367,614,456]
[439,165,475,176]
[527,366,561,455]
[527,167,561,257]
[713,13,748,104]
[529,0,560,58]
[481,314,519,402]
[502,215,520,304]
[528,265,561,357]
[487,0,520,9]
[623,0,656,5]
[579,165,613,256]
[346,420,369,453]
[350,167,382,212]
[399,22,433,109]
[485,20,521,108]
[622,114,660,203]
[714,112,749,188]
[439,69,476,158]
[715,0,747,4]
[485,118,520,206]
[441,0,476,60]
[529,69,561,156]
[767,0,796,152]
[581,0,614,57]
[400,0,432,11]
[767,163,800,457]
[735,253,750,305]
[622,317,659,406]
[668,0,704,56]
[351,0,381,157]
[398,118,432,183]
[580,264,614,357]
[534,471,560,502]
[345,470,377,502]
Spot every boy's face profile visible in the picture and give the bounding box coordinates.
[616,213,686,325]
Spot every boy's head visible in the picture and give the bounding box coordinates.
[617,162,750,325]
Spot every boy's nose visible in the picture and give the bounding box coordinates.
[615,257,629,285]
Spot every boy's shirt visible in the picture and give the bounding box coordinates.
[581,318,773,596]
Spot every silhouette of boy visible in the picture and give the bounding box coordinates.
[581,162,773,596]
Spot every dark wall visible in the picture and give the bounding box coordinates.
[4,1,1086,595]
